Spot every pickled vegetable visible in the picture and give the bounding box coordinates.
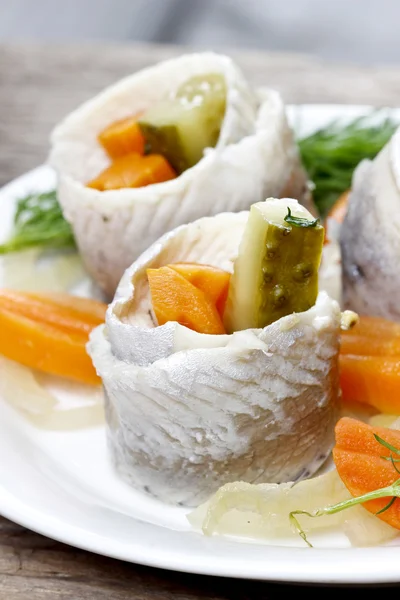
[223,198,324,333]
[0,290,107,384]
[333,417,400,531]
[339,315,400,414]
[147,265,226,335]
[87,153,176,190]
[97,115,146,159]
[0,357,104,430]
[188,468,398,547]
[169,263,230,317]
[138,74,226,174]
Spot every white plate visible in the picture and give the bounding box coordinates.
[1,104,400,586]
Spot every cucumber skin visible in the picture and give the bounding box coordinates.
[224,207,324,333]
[138,74,227,175]
[257,222,324,328]
[138,122,189,174]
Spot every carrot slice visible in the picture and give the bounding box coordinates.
[98,116,145,159]
[147,266,226,335]
[87,153,176,191]
[340,354,400,414]
[0,290,107,384]
[34,292,107,323]
[333,417,400,530]
[341,334,400,357]
[169,263,230,317]
[0,308,99,384]
[342,315,400,339]
[339,315,400,413]
[0,290,106,335]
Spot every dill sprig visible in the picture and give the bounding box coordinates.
[0,191,76,254]
[298,114,398,217]
[284,206,320,228]
[290,434,400,548]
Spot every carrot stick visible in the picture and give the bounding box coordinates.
[340,354,400,414]
[169,263,230,317]
[333,417,400,530]
[98,115,145,159]
[147,266,226,335]
[0,290,107,384]
[87,153,176,191]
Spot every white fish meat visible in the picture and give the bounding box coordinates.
[49,52,309,299]
[319,240,342,307]
[88,208,341,507]
[340,126,400,318]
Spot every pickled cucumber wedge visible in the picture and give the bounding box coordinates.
[223,198,324,333]
[138,74,226,174]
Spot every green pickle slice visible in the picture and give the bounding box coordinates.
[223,198,324,333]
[138,73,226,174]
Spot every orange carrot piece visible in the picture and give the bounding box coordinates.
[0,290,107,384]
[340,354,400,414]
[0,290,106,336]
[341,334,400,357]
[34,292,107,323]
[87,153,176,191]
[147,266,226,335]
[339,315,400,413]
[98,116,145,159]
[333,417,400,530]
[0,308,99,385]
[169,263,231,317]
[342,315,400,339]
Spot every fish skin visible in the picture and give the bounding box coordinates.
[340,128,400,319]
[88,210,341,507]
[49,52,309,299]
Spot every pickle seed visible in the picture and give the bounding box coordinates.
[272,285,287,308]
[223,201,323,333]
[262,266,274,284]
[293,263,314,282]
[266,244,279,259]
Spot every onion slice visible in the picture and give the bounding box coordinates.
[188,469,398,547]
[0,248,86,293]
[0,357,104,430]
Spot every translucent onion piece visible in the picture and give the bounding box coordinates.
[339,401,377,423]
[343,506,398,547]
[369,414,400,429]
[189,470,347,538]
[0,357,104,430]
[0,248,86,293]
[188,469,399,547]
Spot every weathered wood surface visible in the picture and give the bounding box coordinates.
[2,42,400,597]
[1,517,287,599]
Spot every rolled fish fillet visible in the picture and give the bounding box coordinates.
[49,52,310,299]
[88,208,341,507]
[340,126,400,319]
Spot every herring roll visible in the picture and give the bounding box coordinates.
[49,52,309,298]
[88,199,341,507]
[340,127,400,319]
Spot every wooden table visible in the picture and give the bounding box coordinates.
[2,42,400,597]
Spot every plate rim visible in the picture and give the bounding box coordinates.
[1,103,400,586]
